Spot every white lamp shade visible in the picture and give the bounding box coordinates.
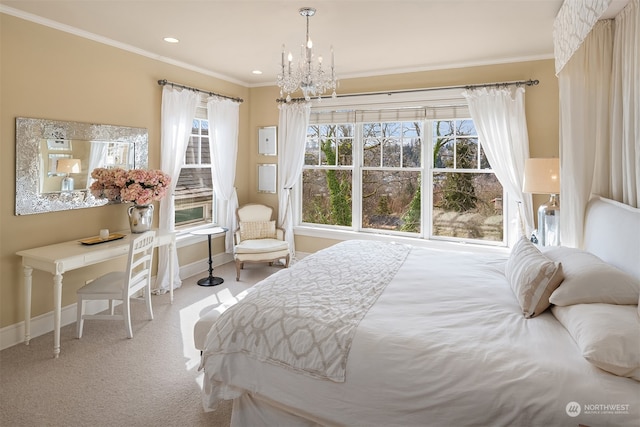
[523,158,560,194]
[57,158,82,174]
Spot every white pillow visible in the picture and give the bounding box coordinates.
[505,237,564,318]
[239,220,277,241]
[552,303,640,381]
[542,246,640,306]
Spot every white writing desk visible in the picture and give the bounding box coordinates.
[16,229,176,358]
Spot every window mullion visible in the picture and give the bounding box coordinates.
[352,123,363,232]
[423,121,432,240]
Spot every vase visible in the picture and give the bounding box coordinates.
[128,204,154,233]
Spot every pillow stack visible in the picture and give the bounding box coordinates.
[539,246,640,382]
[542,246,639,306]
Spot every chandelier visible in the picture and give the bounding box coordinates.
[277,7,338,102]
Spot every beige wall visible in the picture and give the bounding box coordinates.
[1,13,559,332]
[0,14,250,329]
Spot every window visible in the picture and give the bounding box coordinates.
[431,120,503,242]
[174,106,215,228]
[299,100,505,246]
[361,121,422,233]
[302,124,354,227]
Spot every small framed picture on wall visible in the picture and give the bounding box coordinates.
[258,126,277,156]
[257,164,277,193]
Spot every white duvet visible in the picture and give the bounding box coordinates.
[201,242,640,427]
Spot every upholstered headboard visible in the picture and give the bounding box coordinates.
[583,196,640,280]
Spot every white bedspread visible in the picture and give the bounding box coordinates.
[201,241,640,426]
[202,240,411,382]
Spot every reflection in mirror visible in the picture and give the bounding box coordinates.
[38,139,135,194]
[16,117,148,215]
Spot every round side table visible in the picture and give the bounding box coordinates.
[190,227,228,287]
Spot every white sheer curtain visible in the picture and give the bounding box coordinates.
[462,86,534,246]
[86,141,107,187]
[207,97,240,253]
[155,86,199,293]
[277,101,311,256]
[610,0,639,206]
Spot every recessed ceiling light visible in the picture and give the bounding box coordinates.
[163,37,179,43]
[252,70,263,75]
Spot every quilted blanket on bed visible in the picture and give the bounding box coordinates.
[202,240,411,382]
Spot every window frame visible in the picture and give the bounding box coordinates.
[301,123,355,231]
[295,89,508,248]
[427,119,507,244]
[173,98,218,232]
[359,120,424,236]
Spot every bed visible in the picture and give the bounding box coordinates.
[199,196,640,426]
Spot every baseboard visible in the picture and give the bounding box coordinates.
[179,252,233,280]
[0,253,232,351]
[0,300,111,351]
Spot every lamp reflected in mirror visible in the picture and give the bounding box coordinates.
[57,158,82,192]
[523,158,560,246]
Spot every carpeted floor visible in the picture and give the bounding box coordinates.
[0,261,282,427]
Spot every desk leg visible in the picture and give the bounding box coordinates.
[52,274,63,358]
[23,266,33,345]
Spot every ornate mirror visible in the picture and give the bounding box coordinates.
[15,117,148,215]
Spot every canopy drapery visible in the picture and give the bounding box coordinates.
[556,0,638,247]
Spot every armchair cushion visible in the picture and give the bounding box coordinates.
[235,238,289,254]
[239,220,277,241]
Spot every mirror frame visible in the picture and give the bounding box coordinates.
[15,117,148,215]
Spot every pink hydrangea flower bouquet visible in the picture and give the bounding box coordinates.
[90,168,171,206]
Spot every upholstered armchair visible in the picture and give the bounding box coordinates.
[233,203,290,281]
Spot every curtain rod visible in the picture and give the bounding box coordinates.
[157,79,243,103]
[277,79,539,103]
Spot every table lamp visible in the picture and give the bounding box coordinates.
[57,158,82,192]
[523,158,560,246]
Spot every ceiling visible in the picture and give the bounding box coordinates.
[0,1,629,87]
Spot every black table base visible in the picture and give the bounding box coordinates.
[197,276,224,287]
[197,232,225,287]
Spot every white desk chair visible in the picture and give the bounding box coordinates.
[76,230,156,339]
